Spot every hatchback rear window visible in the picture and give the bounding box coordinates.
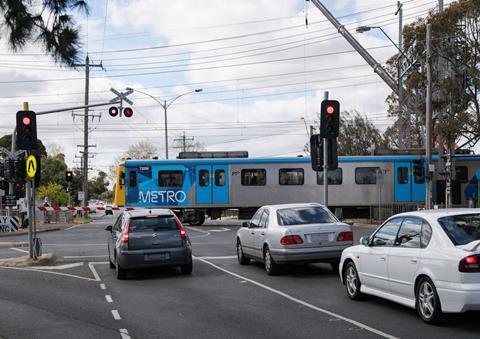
[438,214,480,246]
[130,216,178,232]
[277,207,336,226]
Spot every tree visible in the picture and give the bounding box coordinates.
[89,171,109,200]
[0,0,88,66]
[385,0,480,150]
[40,154,68,187]
[0,134,47,156]
[37,182,68,206]
[337,110,388,156]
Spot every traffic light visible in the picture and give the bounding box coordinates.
[413,159,424,178]
[310,134,323,171]
[66,170,73,182]
[123,107,133,118]
[109,106,119,117]
[320,100,340,139]
[16,110,37,150]
[326,138,338,170]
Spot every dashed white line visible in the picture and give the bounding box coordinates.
[105,295,113,303]
[10,247,29,254]
[197,257,398,339]
[100,283,106,290]
[64,255,108,259]
[111,310,121,320]
[88,262,101,282]
[120,328,131,339]
[195,255,236,260]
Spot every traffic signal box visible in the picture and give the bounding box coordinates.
[320,100,340,139]
[413,159,424,180]
[16,111,37,150]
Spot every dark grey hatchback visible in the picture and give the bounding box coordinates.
[106,209,193,280]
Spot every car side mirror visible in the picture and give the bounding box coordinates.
[360,236,370,246]
[242,221,250,228]
[105,225,113,232]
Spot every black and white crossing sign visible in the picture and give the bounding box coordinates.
[0,216,20,232]
[5,194,16,207]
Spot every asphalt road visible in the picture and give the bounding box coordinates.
[0,217,479,338]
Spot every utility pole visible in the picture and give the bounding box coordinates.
[73,55,102,208]
[323,91,329,207]
[396,1,408,148]
[174,132,194,153]
[426,24,433,209]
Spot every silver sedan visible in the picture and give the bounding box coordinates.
[236,203,353,275]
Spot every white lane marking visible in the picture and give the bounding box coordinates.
[207,227,231,232]
[30,262,84,270]
[195,256,236,260]
[120,329,131,339]
[105,295,113,303]
[185,226,211,239]
[0,266,95,281]
[43,244,104,247]
[111,310,121,320]
[197,258,398,339]
[88,263,101,282]
[64,255,108,259]
[66,225,82,230]
[10,247,29,253]
[100,283,106,290]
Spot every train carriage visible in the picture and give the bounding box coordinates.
[114,154,480,225]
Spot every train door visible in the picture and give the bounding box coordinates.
[411,162,425,202]
[195,164,229,204]
[394,162,411,202]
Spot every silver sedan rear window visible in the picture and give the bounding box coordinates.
[277,207,336,226]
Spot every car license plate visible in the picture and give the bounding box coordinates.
[308,233,332,243]
[145,253,170,261]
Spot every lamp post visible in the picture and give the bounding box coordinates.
[126,88,202,159]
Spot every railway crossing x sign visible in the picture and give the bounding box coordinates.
[26,154,37,179]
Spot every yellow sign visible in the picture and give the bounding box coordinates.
[26,155,37,179]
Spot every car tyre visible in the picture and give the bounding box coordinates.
[237,240,250,265]
[115,255,127,280]
[330,259,340,272]
[264,246,281,275]
[180,261,193,275]
[416,277,443,324]
[344,261,363,300]
[189,213,205,226]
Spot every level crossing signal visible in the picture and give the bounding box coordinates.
[109,106,133,118]
[16,110,37,150]
[320,100,340,139]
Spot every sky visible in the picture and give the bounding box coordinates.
[0,0,452,179]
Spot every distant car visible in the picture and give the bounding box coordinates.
[236,203,353,275]
[105,209,193,280]
[340,209,480,324]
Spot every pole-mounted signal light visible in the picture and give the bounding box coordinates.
[108,106,119,117]
[320,100,340,139]
[123,107,133,118]
[65,170,73,182]
[16,110,37,150]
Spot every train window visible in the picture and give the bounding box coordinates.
[241,169,266,186]
[317,168,343,185]
[158,170,183,187]
[355,167,380,185]
[199,170,210,187]
[397,167,409,184]
[279,168,304,185]
[129,171,137,187]
[215,170,226,186]
[455,166,468,183]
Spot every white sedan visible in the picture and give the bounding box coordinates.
[236,203,352,275]
[340,209,480,324]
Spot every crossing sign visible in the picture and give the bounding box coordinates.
[26,154,37,179]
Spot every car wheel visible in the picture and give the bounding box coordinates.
[344,261,363,300]
[330,259,340,272]
[416,277,443,324]
[115,255,127,280]
[189,213,205,226]
[264,246,281,275]
[180,261,193,275]
[237,240,250,265]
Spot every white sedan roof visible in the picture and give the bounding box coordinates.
[390,208,480,222]
[261,203,326,211]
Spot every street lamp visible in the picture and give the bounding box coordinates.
[126,87,202,159]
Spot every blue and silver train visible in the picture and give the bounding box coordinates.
[113,153,480,225]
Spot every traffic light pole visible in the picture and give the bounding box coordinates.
[323,91,329,207]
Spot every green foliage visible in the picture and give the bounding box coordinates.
[0,0,88,66]
[337,110,387,156]
[0,134,47,156]
[89,171,109,200]
[40,154,68,187]
[37,182,68,206]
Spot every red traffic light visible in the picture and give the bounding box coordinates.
[123,107,133,118]
[109,106,119,117]
[22,116,31,125]
[326,105,335,114]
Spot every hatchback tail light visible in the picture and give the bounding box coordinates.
[120,220,131,244]
[337,231,353,242]
[174,217,188,240]
[280,235,303,246]
[459,254,480,272]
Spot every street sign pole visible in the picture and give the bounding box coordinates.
[323,91,329,207]
[26,180,33,258]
